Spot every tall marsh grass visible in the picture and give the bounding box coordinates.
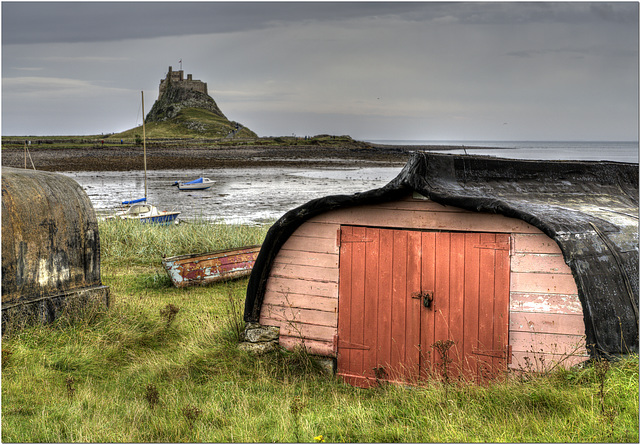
[2,220,638,442]
[99,218,271,267]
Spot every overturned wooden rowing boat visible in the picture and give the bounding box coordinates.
[162,245,261,287]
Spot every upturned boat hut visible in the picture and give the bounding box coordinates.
[2,168,109,330]
[243,152,638,386]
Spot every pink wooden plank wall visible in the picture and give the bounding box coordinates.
[259,193,588,368]
[509,233,588,370]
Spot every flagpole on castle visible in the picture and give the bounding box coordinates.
[179,59,182,70]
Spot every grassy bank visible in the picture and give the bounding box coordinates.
[0,134,369,150]
[2,221,638,442]
[98,218,271,268]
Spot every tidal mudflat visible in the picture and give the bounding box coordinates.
[63,166,402,225]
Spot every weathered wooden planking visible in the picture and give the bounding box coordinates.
[511,253,571,274]
[313,206,542,234]
[363,227,382,382]
[375,199,467,212]
[510,312,586,335]
[264,276,338,299]
[510,351,589,370]
[288,221,339,238]
[510,330,587,355]
[511,272,578,295]
[274,250,338,268]
[281,235,338,254]
[162,246,261,287]
[513,233,563,254]
[263,194,587,374]
[262,317,336,342]
[261,304,337,327]
[461,232,480,379]
[337,227,510,384]
[493,234,511,374]
[510,292,583,314]
[262,291,337,312]
[270,262,339,283]
[279,336,335,357]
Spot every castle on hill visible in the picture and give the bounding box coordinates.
[145,65,256,137]
[159,66,208,96]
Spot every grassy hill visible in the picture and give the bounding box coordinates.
[114,108,257,140]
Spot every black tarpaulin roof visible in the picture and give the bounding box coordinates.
[245,152,639,359]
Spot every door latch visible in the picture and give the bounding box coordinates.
[411,291,433,308]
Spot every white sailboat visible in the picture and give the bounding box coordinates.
[107,91,180,224]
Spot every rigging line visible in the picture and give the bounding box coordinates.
[588,221,638,322]
[24,141,36,170]
[27,147,36,170]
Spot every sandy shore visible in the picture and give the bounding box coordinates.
[1,143,426,172]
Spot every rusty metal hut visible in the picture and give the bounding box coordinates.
[243,152,638,386]
[2,167,109,330]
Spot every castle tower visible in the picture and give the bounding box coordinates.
[159,66,208,97]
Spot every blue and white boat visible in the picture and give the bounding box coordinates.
[173,177,215,190]
[107,91,180,225]
[107,198,180,225]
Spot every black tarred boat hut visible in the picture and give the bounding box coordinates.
[244,152,638,386]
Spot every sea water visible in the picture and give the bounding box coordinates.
[366,140,638,163]
[64,140,638,225]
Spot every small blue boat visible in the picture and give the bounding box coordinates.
[173,177,215,190]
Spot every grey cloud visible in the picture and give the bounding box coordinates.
[2,2,637,139]
[4,2,637,46]
[506,45,637,59]
[402,2,638,25]
[590,2,638,24]
[1,2,421,45]
[505,49,543,58]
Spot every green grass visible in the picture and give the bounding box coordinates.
[99,218,271,267]
[2,221,638,442]
[114,107,257,139]
[1,133,368,150]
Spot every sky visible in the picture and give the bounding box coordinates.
[1,1,638,141]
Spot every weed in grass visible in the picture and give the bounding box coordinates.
[159,304,180,328]
[593,358,611,414]
[65,376,75,399]
[432,339,455,388]
[265,345,326,383]
[2,347,13,366]
[183,404,202,428]
[593,358,619,437]
[290,395,305,443]
[373,366,389,388]
[223,285,244,342]
[145,383,160,409]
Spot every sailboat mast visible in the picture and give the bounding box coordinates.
[142,91,148,201]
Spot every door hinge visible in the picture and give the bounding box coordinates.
[337,339,371,350]
[471,346,509,359]
[474,242,510,251]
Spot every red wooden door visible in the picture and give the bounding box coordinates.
[337,226,510,387]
